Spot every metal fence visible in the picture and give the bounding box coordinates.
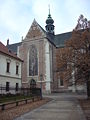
[0,86,41,97]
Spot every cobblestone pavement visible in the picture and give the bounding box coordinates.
[14,93,87,120]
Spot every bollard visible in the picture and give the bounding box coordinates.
[2,104,5,110]
[32,97,34,102]
[25,99,27,104]
[16,101,18,106]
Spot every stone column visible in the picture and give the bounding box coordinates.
[45,40,51,94]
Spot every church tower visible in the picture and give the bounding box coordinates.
[45,6,55,34]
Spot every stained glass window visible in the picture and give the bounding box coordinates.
[29,45,38,76]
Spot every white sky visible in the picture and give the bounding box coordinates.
[0,0,90,45]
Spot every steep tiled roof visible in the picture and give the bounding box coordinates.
[7,42,22,54]
[54,32,72,48]
[7,31,72,53]
[6,20,72,52]
[46,31,72,48]
[38,23,46,33]
[46,32,56,46]
[0,41,23,61]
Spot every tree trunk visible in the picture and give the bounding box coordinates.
[86,76,90,98]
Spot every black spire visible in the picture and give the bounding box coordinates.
[45,5,55,34]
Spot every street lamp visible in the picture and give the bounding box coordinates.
[40,74,43,99]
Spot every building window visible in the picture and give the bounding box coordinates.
[16,65,19,75]
[29,45,38,76]
[58,78,64,87]
[6,62,10,73]
[60,79,64,86]
[6,82,9,91]
[16,83,19,91]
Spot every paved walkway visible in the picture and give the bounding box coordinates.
[14,93,87,120]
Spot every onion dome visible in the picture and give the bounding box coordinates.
[46,13,54,24]
[45,6,55,34]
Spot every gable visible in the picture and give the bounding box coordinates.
[25,19,46,40]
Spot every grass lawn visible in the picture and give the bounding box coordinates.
[0,95,32,103]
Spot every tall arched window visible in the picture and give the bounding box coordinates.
[29,45,38,76]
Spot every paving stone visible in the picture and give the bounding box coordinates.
[14,93,86,120]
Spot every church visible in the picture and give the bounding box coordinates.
[7,10,82,94]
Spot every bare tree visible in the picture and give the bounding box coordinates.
[56,15,90,97]
[75,14,90,30]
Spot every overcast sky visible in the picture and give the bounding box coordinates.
[0,0,90,45]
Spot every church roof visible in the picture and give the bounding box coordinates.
[7,31,72,53]
[38,23,46,33]
[7,19,72,53]
[7,42,22,53]
[46,31,72,48]
[54,32,72,48]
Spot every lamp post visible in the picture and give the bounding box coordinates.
[72,63,76,92]
[40,74,43,99]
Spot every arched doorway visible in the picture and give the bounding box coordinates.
[30,79,36,88]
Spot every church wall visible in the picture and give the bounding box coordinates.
[18,19,55,94]
[19,42,28,87]
[52,47,69,92]
[18,36,69,92]
[19,37,47,91]
[52,47,58,91]
[53,47,86,93]
[18,19,67,93]
[42,38,54,93]
[44,39,51,93]
[38,40,45,78]
[50,45,54,92]
[6,14,87,94]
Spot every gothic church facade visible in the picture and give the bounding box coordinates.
[7,11,73,93]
